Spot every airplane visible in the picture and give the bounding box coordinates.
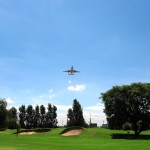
[63,66,80,75]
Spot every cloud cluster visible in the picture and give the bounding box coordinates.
[67,84,86,91]
[68,80,71,84]
[57,108,106,127]
[38,89,55,100]
[6,97,13,104]
[85,103,104,111]
[56,105,71,111]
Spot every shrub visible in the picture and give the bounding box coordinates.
[122,122,132,130]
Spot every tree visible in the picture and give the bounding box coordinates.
[46,103,58,128]
[101,82,150,135]
[18,103,58,129]
[40,105,46,127]
[26,105,35,129]
[34,105,40,128]
[19,105,26,128]
[67,108,75,126]
[0,99,7,129]
[7,107,17,129]
[67,99,86,127]
[51,105,58,127]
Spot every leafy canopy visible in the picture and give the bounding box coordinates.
[101,83,150,135]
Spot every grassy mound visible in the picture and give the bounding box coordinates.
[60,126,83,135]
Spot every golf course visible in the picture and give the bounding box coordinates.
[0,128,150,150]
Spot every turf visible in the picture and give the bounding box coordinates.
[0,128,150,150]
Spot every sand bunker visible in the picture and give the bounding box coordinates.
[19,131,40,135]
[62,129,82,136]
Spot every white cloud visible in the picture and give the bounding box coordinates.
[83,113,107,126]
[67,84,86,91]
[48,89,53,93]
[6,97,13,104]
[7,105,19,110]
[57,111,106,127]
[57,114,67,126]
[83,103,106,125]
[39,94,55,99]
[36,89,55,101]
[85,103,104,111]
[56,105,71,111]
[68,80,71,84]
[49,95,55,99]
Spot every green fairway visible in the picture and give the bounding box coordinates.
[0,128,150,150]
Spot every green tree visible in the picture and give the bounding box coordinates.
[0,99,7,129]
[46,103,58,128]
[7,107,17,129]
[67,108,75,126]
[19,105,26,128]
[26,105,35,129]
[34,105,40,128]
[40,105,46,127]
[67,99,86,127]
[51,105,58,127]
[101,82,150,135]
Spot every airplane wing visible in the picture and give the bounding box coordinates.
[73,70,80,73]
[63,70,71,73]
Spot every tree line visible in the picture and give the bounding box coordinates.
[1,82,149,135]
[0,99,86,129]
[19,104,57,129]
[0,101,57,129]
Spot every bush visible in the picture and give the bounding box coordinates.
[122,122,132,130]
[0,128,6,131]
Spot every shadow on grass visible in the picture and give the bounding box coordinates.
[111,134,150,140]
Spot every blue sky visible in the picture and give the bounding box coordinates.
[0,0,150,126]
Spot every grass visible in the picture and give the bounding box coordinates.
[0,128,150,150]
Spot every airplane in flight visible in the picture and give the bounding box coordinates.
[63,66,80,75]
